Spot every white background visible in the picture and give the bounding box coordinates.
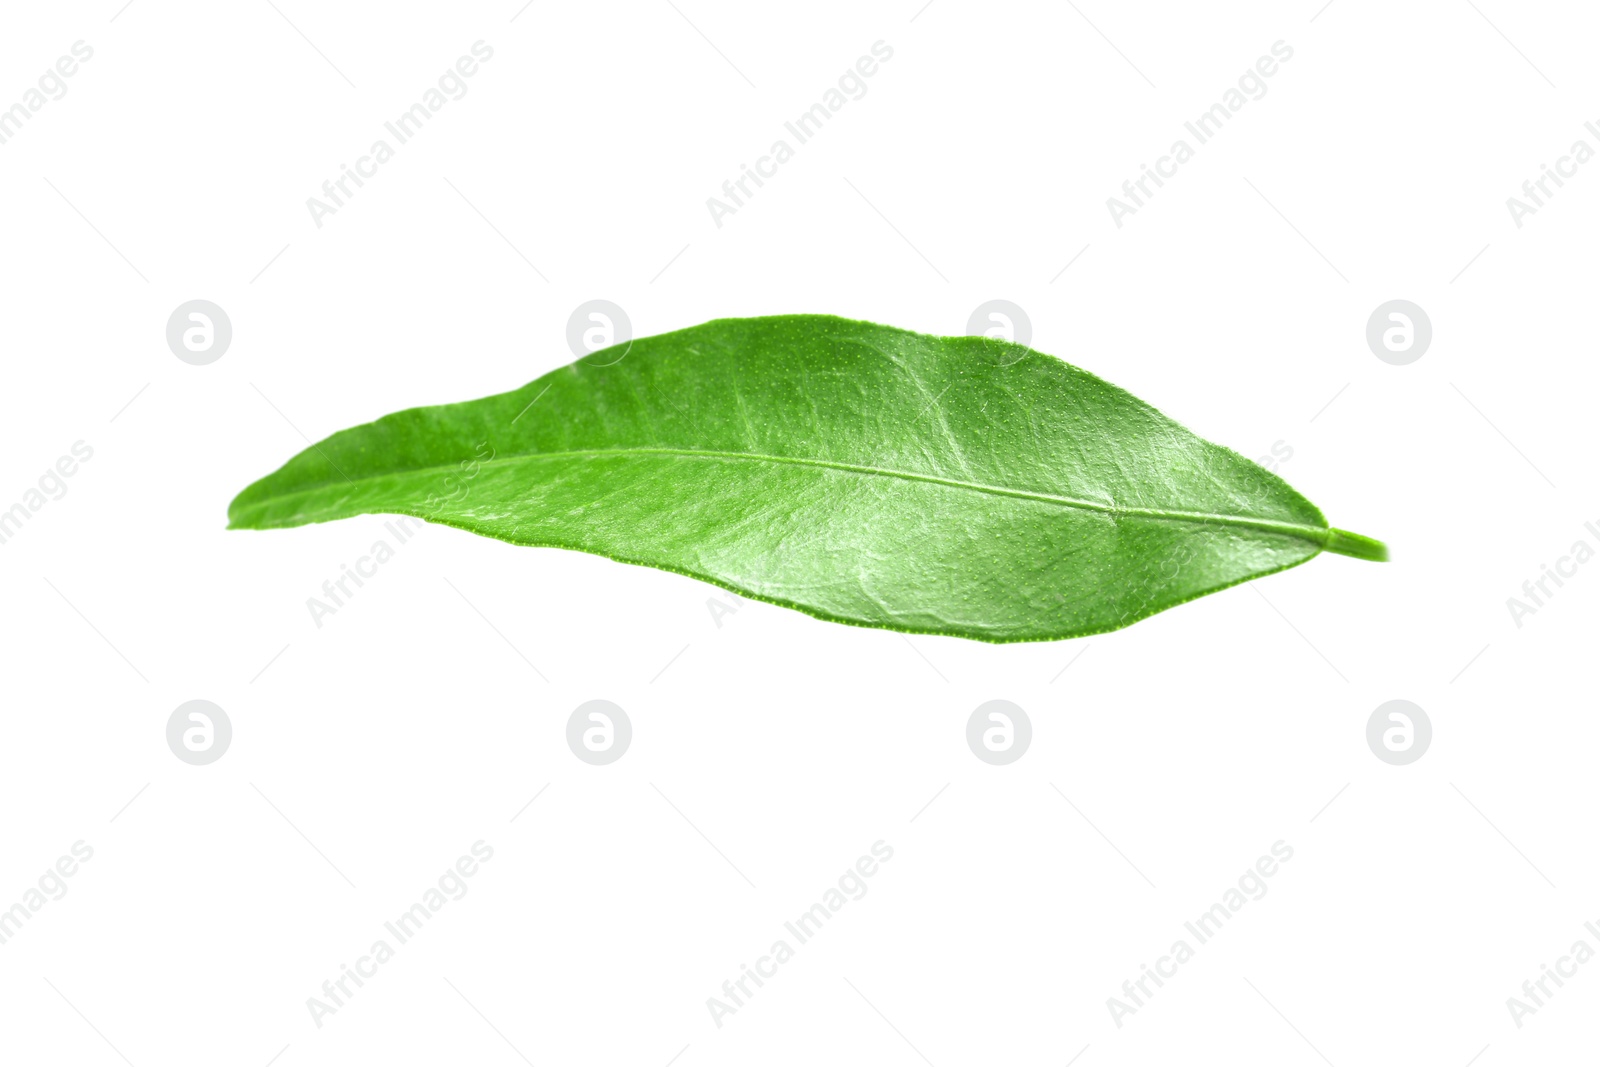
[1,1,1596,1064]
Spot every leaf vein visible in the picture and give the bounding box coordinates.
[240,445,1333,547]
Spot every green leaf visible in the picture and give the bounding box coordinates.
[228,314,1385,642]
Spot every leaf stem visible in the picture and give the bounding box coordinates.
[1323,528,1388,562]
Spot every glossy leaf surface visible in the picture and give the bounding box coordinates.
[229,315,1385,642]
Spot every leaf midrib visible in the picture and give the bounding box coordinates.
[238,445,1332,547]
